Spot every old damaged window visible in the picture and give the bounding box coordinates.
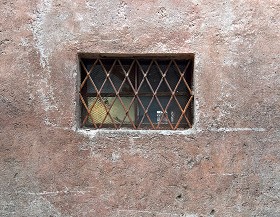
[79,55,194,130]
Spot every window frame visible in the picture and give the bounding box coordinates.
[78,54,194,130]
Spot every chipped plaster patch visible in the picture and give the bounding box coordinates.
[117,1,128,20]
[29,0,61,127]
[20,38,29,47]
[209,127,266,132]
[30,0,52,69]
[220,1,235,33]
[111,152,121,162]
[27,197,62,217]
[76,127,265,139]
[77,128,200,138]
[117,209,198,217]
[37,87,57,112]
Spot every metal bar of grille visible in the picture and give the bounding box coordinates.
[153,60,174,129]
[79,93,97,128]
[115,59,137,129]
[173,60,192,95]
[154,60,173,129]
[174,95,193,129]
[86,92,189,97]
[135,60,156,129]
[98,59,118,128]
[80,59,98,92]
[82,59,111,127]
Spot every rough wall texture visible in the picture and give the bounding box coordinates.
[0,0,279,216]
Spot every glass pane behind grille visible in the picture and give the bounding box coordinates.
[137,96,189,127]
[87,97,135,125]
[138,96,169,124]
[166,63,184,92]
[80,57,193,129]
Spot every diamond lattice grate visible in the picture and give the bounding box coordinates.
[79,56,194,130]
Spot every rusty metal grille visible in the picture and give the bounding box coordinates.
[79,56,194,130]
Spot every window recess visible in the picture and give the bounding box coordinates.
[79,55,194,130]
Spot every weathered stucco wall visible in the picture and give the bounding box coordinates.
[0,0,279,216]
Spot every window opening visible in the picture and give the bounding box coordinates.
[79,55,194,130]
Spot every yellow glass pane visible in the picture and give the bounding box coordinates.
[87,97,135,125]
